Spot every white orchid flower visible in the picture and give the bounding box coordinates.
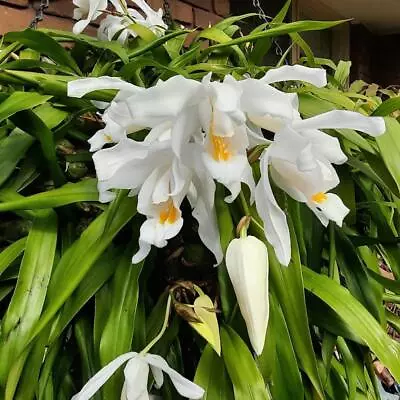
[106,75,202,147]
[254,111,385,265]
[98,14,135,44]
[97,1,167,44]
[240,65,327,139]
[197,74,255,203]
[288,110,386,170]
[73,0,107,34]
[93,135,223,264]
[71,352,204,400]
[93,137,190,261]
[131,0,168,36]
[226,234,269,355]
[68,76,145,151]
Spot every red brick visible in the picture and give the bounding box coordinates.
[193,7,221,28]
[147,0,164,10]
[0,5,35,34]
[213,0,229,16]
[169,0,193,25]
[0,0,29,7]
[45,0,75,18]
[184,0,212,11]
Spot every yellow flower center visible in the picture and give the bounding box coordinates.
[159,199,179,224]
[311,192,328,204]
[104,134,113,143]
[211,134,232,161]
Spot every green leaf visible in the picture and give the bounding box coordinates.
[194,344,234,399]
[128,30,190,59]
[39,29,129,64]
[198,27,247,66]
[263,292,304,400]
[335,229,382,322]
[99,247,143,399]
[49,247,120,344]
[0,179,98,211]
[367,268,400,294]
[337,337,357,400]
[290,32,315,66]
[0,129,35,187]
[213,13,258,31]
[334,60,352,88]
[10,110,66,187]
[74,316,99,384]
[4,29,81,75]
[0,210,57,385]
[0,237,26,277]
[28,196,137,347]
[302,266,400,381]
[375,117,400,193]
[0,92,52,123]
[206,20,346,51]
[264,221,324,398]
[372,97,400,116]
[215,185,236,320]
[221,325,270,400]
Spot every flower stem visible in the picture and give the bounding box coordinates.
[239,191,250,216]
[140,294,172,355]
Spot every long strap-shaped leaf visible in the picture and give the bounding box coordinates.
[265,223,325,398]
[0,210,57,385]
[302,265,400,381]
[0,179,98,212]
[221,325,270,400]
[29,194,137,348]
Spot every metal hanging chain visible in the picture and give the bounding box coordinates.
[252,0,273,23]
[252,0,287,62]
[29,0,50,29]
[162,0,172,28]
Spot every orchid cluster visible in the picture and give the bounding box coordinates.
[68,65,385,268]
[72,0,167,43]
[68,65,385,398]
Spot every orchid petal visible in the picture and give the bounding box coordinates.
[255,150,291,266]
[71,352,136,400]
[126,76,201,122]
[144,354,205,399]
[262,65,327,87]
[124,357,150,400]
[132,240,152,264]
[293,110,386,136]
[270,157,340,202]
[93,139,149,183]
[192,199,223,265]
[202,154,254,203]
[88,120,126,151]
[308,193,350,227]
[299,129,347,165]
[171,106,200,156]
[149,364,164,389]
[68,76,140,98]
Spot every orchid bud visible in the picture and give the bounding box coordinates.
[226,233,269,355]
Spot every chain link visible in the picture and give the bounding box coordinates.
[162,0,172,28]
[252,0,287,62]
[29,0,50,29]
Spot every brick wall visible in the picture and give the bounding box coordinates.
[0,0,230,35]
